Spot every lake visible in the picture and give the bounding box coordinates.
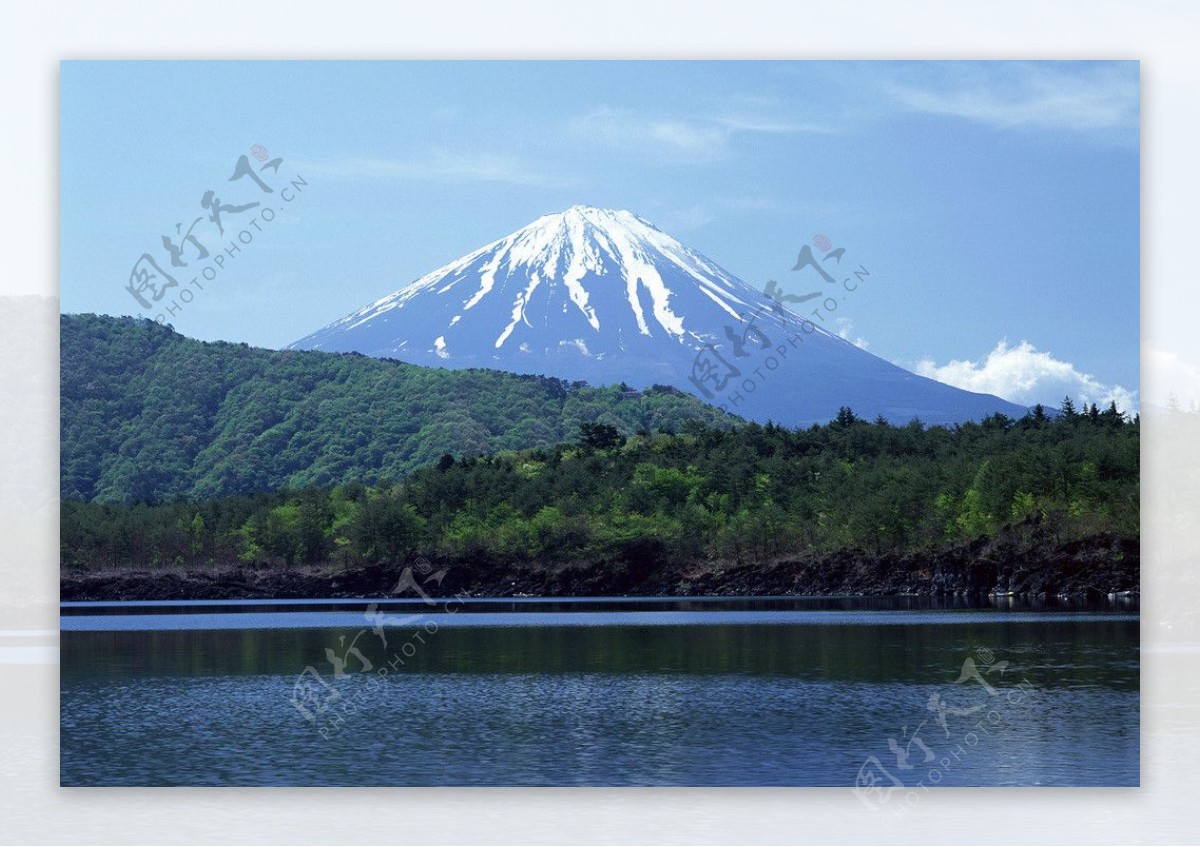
[60,596,1139,788]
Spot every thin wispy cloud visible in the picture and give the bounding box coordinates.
[720,195,784,213]
[655,204,717,232]
[296,150,575,188]
[650,194,785,232]
[915,339,1138,414]
[568,107,727,162]
[712,115,832,135]
[883,62,1139,138]
[568,105,832,163]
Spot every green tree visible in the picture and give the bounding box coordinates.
[578,422,624,450]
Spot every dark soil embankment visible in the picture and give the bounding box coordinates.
[61,531,1138,602]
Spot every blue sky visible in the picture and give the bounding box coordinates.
[60,60,1140,410]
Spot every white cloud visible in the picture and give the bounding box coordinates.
[712,115,832,135]
[720,195,784,213]
[657,204,716,232]
[295,150,572,188]
[568,107,728,162]
[914,340,1137,414]
[884,62,1138,138]
[649,195,784,233]
[567,106,831,163]
[834,317,869,350]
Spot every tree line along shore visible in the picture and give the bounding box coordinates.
[62,403,1139,600]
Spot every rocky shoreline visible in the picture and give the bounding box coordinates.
[60,532,1138,602]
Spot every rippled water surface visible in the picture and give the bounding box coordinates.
[60,596,1139,786]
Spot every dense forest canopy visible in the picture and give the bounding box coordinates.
[63,403,1139,571]
[61,314,736,503]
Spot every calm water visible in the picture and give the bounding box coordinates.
[60,596,1139,787]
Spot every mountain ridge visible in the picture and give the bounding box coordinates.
[61,313,736,503]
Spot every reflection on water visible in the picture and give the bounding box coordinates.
[60,599,1139,787]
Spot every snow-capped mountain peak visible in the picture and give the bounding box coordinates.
[319,205,756,356]
[290,206,1029,426]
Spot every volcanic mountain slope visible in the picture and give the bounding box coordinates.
[291,206,1029,426]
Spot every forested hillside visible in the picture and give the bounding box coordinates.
[61,314,736,502]
[63,404,1138,574]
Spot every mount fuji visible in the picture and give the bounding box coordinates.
[289,206,1029,426]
